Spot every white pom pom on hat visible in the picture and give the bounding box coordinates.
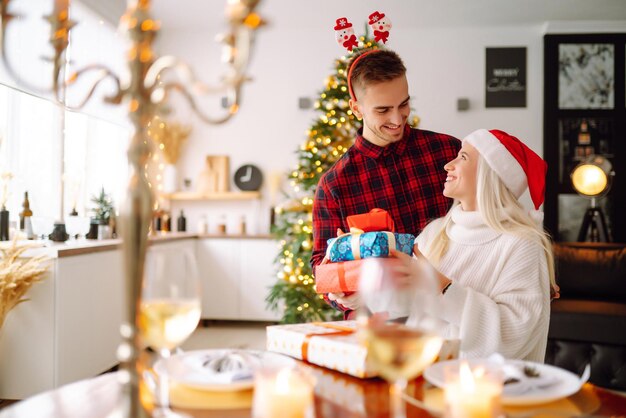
[462,129,548,210]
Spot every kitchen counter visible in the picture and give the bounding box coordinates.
[2,232,273,258]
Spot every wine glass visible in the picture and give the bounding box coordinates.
[77,216,91,239]
[30,216,55,242]
[358,257,444,418]
[138,247,201,418]
[65,216,81,240]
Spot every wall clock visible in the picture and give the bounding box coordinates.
[234,164,263,191]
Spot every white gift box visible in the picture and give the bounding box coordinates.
[267,320,461,380]
[266,321,376,378]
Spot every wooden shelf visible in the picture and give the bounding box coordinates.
[162,191,261,201]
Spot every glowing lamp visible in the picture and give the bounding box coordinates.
[570,155,614,242]
[571,155,612,197]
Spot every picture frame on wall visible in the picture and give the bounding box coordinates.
[558,43,615,109]
[544,33,626,243]
[485,47,527,108]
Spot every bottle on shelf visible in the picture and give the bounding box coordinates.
[20,191,35,239]
[162,212,171,232]
[0,206,9,241]
[238,215,246,235]
[217,215,227,235]
[197,215,208,234]
[177,210,187,232]
[19,191,33,230]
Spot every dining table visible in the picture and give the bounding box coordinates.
[1,359,625,418]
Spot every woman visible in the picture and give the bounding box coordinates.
[395,129,556,362]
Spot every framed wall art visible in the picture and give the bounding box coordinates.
[485,47,527,108]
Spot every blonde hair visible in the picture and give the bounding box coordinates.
[423,155,556,289]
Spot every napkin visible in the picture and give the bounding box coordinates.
[488,353,590,397]
[162,350,260,385]
[192,351,259,383]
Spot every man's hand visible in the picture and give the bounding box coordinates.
[327,292,361,310]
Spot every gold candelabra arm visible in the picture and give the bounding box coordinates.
[63,64,124,110]
[158,81,241,125]
[0,0,74,95]
[145,56,245,124]
[145,56,238,95]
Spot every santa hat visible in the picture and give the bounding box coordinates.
[368,11,386,24]
[463,129,547,210]
[334,17,353,30]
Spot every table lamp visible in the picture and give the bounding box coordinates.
[570,155,614,242]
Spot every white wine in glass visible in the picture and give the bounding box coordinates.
[366,323,443,384]
[358,257,443,418]
[139,298,201,351]
[139,248,201,418]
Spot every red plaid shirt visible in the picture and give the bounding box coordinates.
[311,127,460,311]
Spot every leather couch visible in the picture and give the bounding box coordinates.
[545,242,626,391]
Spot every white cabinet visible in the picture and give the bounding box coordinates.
[239,240,281,321]
[0,246,125,399]
[198,238,281,321]
[0,269,55,399]
[198,239,240,319]
[55,250,125,386]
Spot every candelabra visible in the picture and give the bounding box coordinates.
[0,0,264,416]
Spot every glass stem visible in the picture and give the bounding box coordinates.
[390,378,408,418]
[158,348,172,409]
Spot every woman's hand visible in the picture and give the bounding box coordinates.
[391,244,452,293]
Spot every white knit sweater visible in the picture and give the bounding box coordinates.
[415,205,551,362]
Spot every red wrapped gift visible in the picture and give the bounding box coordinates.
[346,208,395,233]
[315,258,400,294]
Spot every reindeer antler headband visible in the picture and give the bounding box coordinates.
[333,11,393,101]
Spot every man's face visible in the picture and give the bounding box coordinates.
[349,75,410,147]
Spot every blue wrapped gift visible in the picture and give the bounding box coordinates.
[326,231,415,263]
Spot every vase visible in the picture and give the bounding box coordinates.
[163,163,177,194]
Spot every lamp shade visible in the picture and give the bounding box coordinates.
[571,155,613,197]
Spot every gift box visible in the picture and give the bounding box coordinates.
[266,321,460,380]
[347,208,395,232]
[314,258,401,294]
[266,321,376,378]
[326,231,415,263]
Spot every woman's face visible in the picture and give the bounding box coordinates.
[443,142,479,211]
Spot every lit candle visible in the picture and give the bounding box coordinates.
[252,367,314,418]
[444,361,503,418]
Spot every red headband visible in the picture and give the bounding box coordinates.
[347,49,382,101]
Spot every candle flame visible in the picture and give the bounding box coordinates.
[275,368,291,394]
[459,361,476,392]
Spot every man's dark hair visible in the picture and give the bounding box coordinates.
[348,49,406,100]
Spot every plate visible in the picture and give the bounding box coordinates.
[154,349,296,392]
[423,358,585,406]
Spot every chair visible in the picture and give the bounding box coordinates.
[545,242,626,391]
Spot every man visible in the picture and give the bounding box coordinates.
[311,49,460,315]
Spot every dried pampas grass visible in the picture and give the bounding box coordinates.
[0,239,50,330]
